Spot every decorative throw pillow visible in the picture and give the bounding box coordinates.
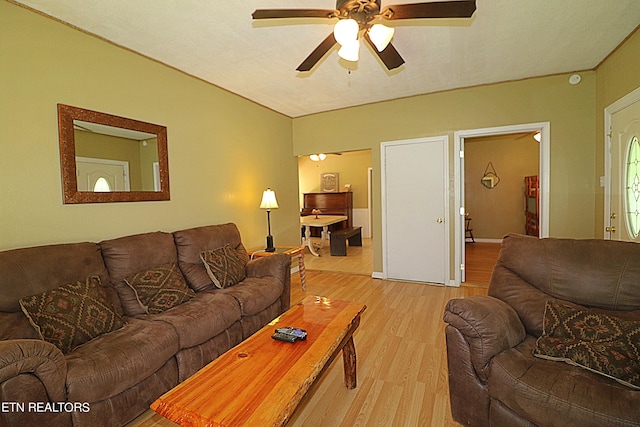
[124,263,195,314]
[534,300,640,390]
[19,276,124,354]
[200,244,247,289]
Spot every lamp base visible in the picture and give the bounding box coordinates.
[265,235,275,252]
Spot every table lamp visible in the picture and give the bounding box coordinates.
[260,188,279,252]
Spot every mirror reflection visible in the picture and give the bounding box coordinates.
[73,120,159,192]
[58,104,170,204]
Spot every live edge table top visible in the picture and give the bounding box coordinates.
[151,296,367,427]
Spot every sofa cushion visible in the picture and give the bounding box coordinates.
[534,300,640,389]
[489,234,640,336]
[200,245,247,289]
[0,242,112,313]
[173,223,249,291]
[100,231,178,316]
[65,317,179,403]
[0,312,41,340]
[144,291,241,349]
[489,337,640,427]
[124,263,195,314]
[19,276,124,354]
[219,276,284,316]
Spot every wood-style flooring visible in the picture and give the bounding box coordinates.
[463,242,502,286]
[128,239,500,427]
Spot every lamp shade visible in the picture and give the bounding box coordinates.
[338,39,360,62]
[333,18,359,46]
[260,188,279,210]
[369,24,394,52]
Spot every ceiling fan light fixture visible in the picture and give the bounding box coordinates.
[333,18,359,46]
[338,39,360,61]
[369,24,394,52]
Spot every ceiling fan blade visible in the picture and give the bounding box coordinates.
[381,1,476,20]
[296,33,337,72]
[364,34,405,70]
[252,9,337,19]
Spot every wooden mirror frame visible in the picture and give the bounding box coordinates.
[58,104,170,204]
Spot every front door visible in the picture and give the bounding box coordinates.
[610,99,640,242]
[381,137,449,284]
[76,157,129,192]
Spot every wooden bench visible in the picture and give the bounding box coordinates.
[330,226,362,256]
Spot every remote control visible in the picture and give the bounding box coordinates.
[272,332,297,343]
[275,327,307,340]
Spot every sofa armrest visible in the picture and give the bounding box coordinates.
[443,295,525,382]
[246,253,291,310]
[0,339,67,402]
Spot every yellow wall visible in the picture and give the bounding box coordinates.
[293,74,597,272]
[0,2,300,251]
[595,28,640,236]
[3,0,638,275]
[139,139,159,191]
[465,134,539,239]
[298,150,372,209]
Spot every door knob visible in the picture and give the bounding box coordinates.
[436,218,443,223]
[606,226,616,233]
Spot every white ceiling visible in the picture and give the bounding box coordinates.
[13,0,640,118]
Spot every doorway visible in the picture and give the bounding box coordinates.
[381,136,450,285]
[454,122,550,284]
[297,149,374,275]
[76,157,130,192]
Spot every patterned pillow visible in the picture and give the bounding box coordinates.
[124,263,195,314]
[200,244,247,289]
[19,276,124,354]
[534,300,640,389]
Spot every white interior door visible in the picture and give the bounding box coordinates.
[610,99,640,241]
[382,137,449,284]
[76,157,129,192]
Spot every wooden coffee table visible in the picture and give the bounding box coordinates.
[151,296,366,426]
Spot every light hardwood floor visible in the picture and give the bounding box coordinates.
[302,237,374,276]
[129,239,497,427]
[464,242,501,286]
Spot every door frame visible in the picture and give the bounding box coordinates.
[454,122,550,285]
[380,135,451,284]
[604,86,640,239]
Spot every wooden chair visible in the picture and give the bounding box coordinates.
[465,216,475,243]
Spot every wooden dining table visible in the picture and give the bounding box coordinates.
[300,215,348,256]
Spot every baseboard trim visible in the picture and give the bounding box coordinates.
[371,271,385,279]
[470,238,503,244]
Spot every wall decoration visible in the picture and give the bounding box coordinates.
[481,162,500,189]
[321,173,339,192]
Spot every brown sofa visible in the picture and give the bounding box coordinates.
[444,234,640,427]
[0,223,291,427]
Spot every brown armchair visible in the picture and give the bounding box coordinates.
[444,234,640,427]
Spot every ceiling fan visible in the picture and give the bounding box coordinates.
[252,0,476,72]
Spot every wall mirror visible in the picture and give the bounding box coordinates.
[481,162,500,189]
[58,104,170,203]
